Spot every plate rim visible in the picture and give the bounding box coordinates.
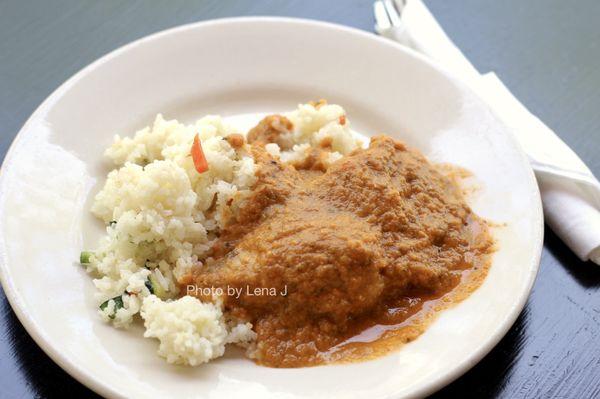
[0,16,544,399]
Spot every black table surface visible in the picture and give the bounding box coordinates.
[1,1,599,398]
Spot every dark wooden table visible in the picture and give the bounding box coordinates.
[1,1,599,398]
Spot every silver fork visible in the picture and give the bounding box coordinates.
[374,0,404,31]
[373,0,412,45]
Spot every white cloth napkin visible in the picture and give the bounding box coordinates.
[377,0,600,264]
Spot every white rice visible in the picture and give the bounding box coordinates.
[84,102,360,365]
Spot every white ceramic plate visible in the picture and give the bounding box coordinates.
[0,17,543,399]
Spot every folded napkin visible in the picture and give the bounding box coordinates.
[377,0,600,264]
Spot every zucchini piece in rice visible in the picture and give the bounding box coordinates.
[145,273,168,299]
[99,295,124,319]
[79,251,93,265]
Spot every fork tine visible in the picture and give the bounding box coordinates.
[374,0,392,31]
[383,0,402,27]
[396,0,407,11]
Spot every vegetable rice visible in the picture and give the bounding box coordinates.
[82,102,360,365]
